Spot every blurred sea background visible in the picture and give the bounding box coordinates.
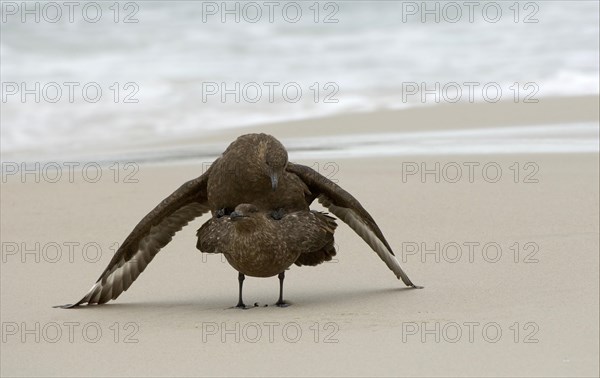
[1,1,598,160]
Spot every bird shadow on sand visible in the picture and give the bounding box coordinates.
[290,286,421,307]
[53,286,421,314]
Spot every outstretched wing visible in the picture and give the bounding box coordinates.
[56,171,212,308]
[287,163,420,287]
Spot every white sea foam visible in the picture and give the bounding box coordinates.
[7,123,595,165]
[285,123,600,160]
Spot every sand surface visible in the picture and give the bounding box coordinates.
[1,99,599,377]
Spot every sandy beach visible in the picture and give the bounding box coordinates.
[1,97,598,377]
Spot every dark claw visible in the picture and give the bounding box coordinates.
[271,208,285,220]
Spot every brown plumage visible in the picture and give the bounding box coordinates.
[56,133,419,309]
[197,204,337,307]
[207,134,309,213]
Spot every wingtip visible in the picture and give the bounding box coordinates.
[397,276,424,289]
[398,274,423,289]
[53,303,79,309]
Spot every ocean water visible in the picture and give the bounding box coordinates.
[1,1,599,159]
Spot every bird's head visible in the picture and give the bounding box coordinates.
[229,204,264,232]
[229,204,259,221]
[229,133,288,191]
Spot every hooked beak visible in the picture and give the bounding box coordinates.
[270,171,279,191]
[229,211,247,221]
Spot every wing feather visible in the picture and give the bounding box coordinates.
[56,174,211,308]
[287,163,420,287]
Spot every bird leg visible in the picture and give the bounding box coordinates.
[275,271,289,307]
[235,272,247,309]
